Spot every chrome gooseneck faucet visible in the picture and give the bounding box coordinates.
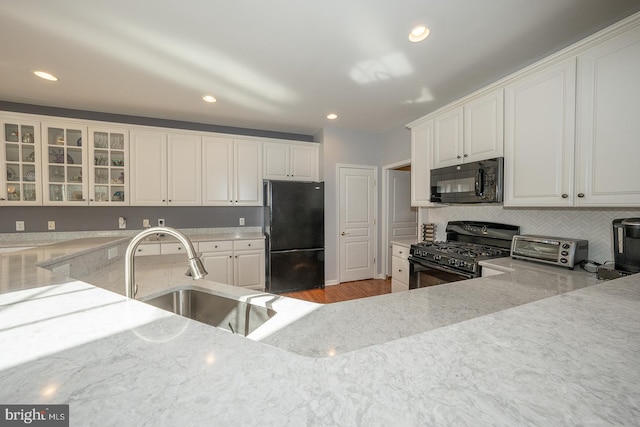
[125,226,208,299]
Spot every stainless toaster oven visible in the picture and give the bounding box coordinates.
[511,235,588,269]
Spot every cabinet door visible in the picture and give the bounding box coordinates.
[42,122,88,205]
[130,130,167,205]
[1,118,41,205]
[463,89,504,162]
[202,251,234,285]
[290,144,318,181]
[410,120,433,206]
[202,136,234,206]
[576,25,640,206]
[263,143,289,180]
[432,106,464,168]
[504,58,576,207]
[234,250,265,288]
[168,134,201,205]
[234,140,263,206]
[88,126,128,206]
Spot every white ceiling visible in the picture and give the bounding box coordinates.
[2,1,640,136]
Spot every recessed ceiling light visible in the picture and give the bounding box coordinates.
[327,113,338,120]
[409,25,430,42]
[33,71,58,81]
[202,95,217,103]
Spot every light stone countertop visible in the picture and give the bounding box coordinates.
[390,238,418,248]
[1,234,639,425]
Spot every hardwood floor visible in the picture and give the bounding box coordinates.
[280,278,392,303]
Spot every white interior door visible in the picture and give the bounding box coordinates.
[387,170,417,273]
[338,165,376,282]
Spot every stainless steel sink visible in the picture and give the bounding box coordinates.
[141,288,276,336]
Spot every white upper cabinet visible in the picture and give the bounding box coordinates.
[432,88,504,169]
[167,133,201,206]
[202,137,263,206]
[463,89,504,163]
[432,107,464,168]
[130,130,201,206]
[88,126,128,206]
[263,141,318,181]
[410,119,434,207]
[1,116,41,205]
[504,58,577,207]
[41,121,88,205]
[130,130,167,205]
[575,24,640,206]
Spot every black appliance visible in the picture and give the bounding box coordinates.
[613,218,640,274]
[408,221,519,288]
[430,157,503,204]
[264,180,325,293]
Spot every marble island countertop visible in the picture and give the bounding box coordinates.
[1,233,639,425]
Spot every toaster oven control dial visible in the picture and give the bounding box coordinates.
[562,243,570,249]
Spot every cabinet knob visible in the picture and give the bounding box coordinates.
[248,243,251,247]
[456,155,461,159]
[577,193,585,198]
[463,154,468,157]
[561,194,569,198]
[0,198,5,201]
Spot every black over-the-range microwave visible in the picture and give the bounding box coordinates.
[430,157,504,204]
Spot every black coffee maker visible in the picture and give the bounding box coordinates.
[613,218,640,274]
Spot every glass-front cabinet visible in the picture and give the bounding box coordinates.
[42,122,88,205]
[1,118,41,205]
[88,127,129,205]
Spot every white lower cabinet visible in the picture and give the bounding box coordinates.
[201,239,265,290]
[200,241,234,284]
[391,244,410,292]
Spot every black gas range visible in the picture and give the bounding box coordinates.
[409,221,520,288]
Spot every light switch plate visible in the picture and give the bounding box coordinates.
[143,219,150,228]
[15,221,25,231]
[239,217,245,226]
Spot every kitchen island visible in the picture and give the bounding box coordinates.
[1,234,639,425]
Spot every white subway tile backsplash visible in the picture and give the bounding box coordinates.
[422,206,640,263]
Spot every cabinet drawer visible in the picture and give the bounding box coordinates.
[199,240,233,252]
[135,243,161,256]
[391,256,409,285]
[233,239,264,251]
[161,242,198,255]
[392,244,410,259]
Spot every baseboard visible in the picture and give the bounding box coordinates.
[324,279,339,287]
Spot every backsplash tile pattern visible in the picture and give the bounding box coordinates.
[423,206,640,264]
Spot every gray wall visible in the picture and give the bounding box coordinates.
[319,126,382,284]
[0,206,263,233]
[379,124,411,166]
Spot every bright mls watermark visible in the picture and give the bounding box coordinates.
[1,405,68,426]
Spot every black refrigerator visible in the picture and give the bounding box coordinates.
[264,180,324,293]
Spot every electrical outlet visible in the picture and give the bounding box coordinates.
[143,219,150,228]
[158,218,165,226]
[48,220,56,231]
[118,216,127,229]
[239,217,245,226]
[15,221,25,231]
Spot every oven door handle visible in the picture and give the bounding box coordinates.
[408,256,476,279]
